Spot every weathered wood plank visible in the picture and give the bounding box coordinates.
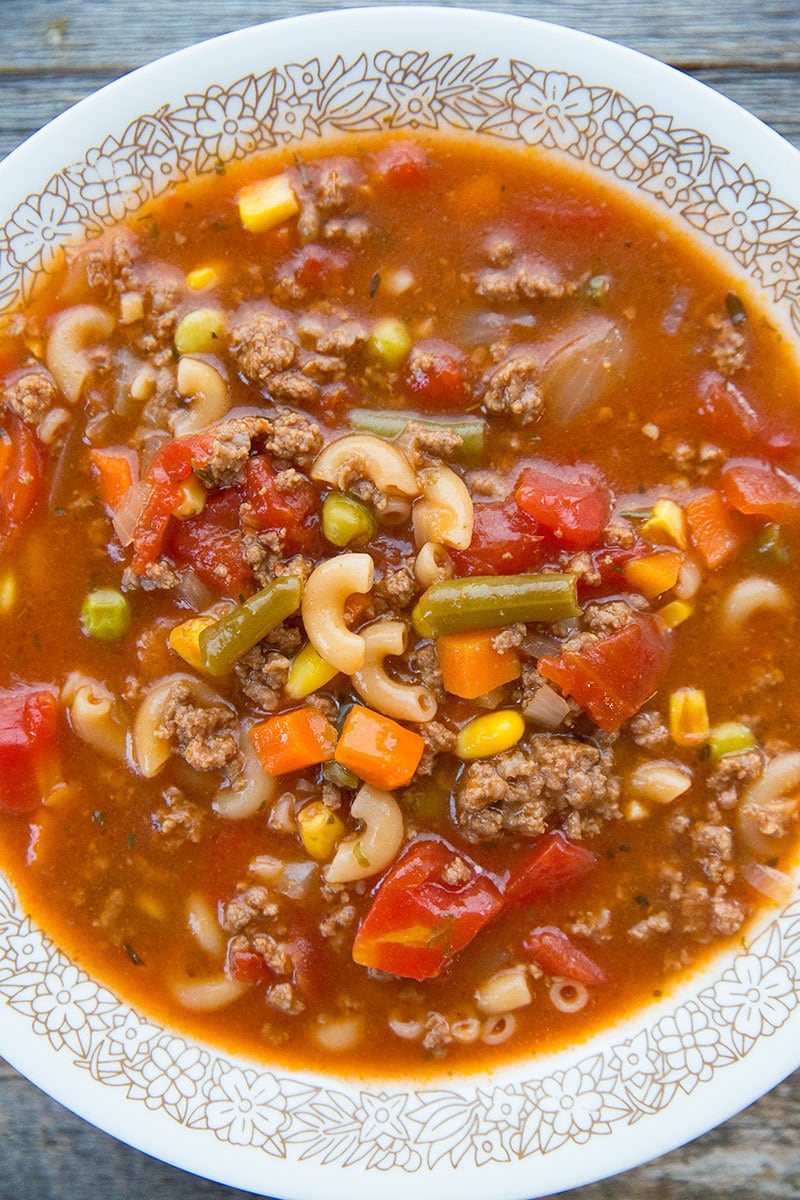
[2,0,800,71]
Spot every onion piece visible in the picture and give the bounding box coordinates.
[176,568,214,612]
[112,480,151,546]
[742,861,795,905]
[525,684,570,730]
[540,315,630,425]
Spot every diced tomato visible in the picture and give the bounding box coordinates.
[291,244,351,292]
[0,689,60,814]
[515,461,611,550]
[165,487,252,596]
[722,459,800,523]
[0,416,44,540]
[244,455,321,553]
[538,613,670,732]
[513,195,611,235]
[285,926,325,1006]
[226,942,272,985]
[578,540,652,596]
[450,498,544,575]
[131,432,216,572]
[404,339,469,411]
[522,926,608,986]
[504,830,597,907]
[697,371,798,458]
[372,141,429,186]
[352,839,504,981]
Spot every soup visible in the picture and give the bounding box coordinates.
[1,132,799,1074]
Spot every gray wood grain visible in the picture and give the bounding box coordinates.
[1,0,799,1196]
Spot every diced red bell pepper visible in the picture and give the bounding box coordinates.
[372,141,430,186]
[243,455,321,553]
[722,459,800,523]
[515,461,611,550]
[538,613,670,732]
[0,416,44,540]
[523,926,608,986]
[352,839,504,981]
[165,487,252,595]
[404,339,469,411]
[504,830,597,907]
[450,498,544,575]
[0,689,60,813]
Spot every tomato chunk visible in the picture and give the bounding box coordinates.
[505,831,597,907]
[722,459,800,523]
[131,432,216,572]
[0,416,44,540]
[0,689,60,813]
[244,455,320,553]
[226,942,272,984]
[450,498,544,575]
[165,487,252,595]
[697,371,798,458]
[372,141,429,186]
[516,462,611,550]
[523,926,608,986]
[353,839,504,981]
[404,339,469,411]
[538,613,670,732]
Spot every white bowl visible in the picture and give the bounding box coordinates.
[2,8,800,1197]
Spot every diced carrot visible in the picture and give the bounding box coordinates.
[90,447,139,511]
[335,704,425,790]
[685,491,742,570]
[249,707,337,775]
[436,629,521,700]
[623,548,683,599]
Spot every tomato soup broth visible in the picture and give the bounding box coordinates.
[1,132,799,1075]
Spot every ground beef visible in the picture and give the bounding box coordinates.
[121,561,181,592]
[603,522,637,548]
[375,567,417,611]
[297,303,368,359]
[74,228,140,300]
[262,409,323,467]
[398,419,462,467]
[229,305,298,384]
[441,856,473,886]
[3,369,59,424]
[583,597,648,637]
[707,750,762,809]
[707,313,746,375]
[151,786,205,845]
[474,254,574,304]
[482,351,544,425]
[234,645,290,711]
[491,624,526,653]
[691,822,735,884]
[193,416,271,487]
[629,710,671,750]
[464,469,508,499]
[628,910,672,941]
[220,886,280,934]
[416,719,457,775]
[155,681,239,771]
[294,156,364,241]
[408,640,444,701]
[567,908,612,940]
[264,621,303,656]
[565,551,602,588]
[710,895,746,936]
[266,982,305,1015]
[456,735,620,842]
[318,892,357,948]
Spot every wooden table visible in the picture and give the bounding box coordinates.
[2,0,799,1195]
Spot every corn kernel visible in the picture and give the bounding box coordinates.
[169,615,216,672]
[709,721,756,763]
[186,265,218,291]
[624,549,683,600]
[136,893,167,921]
[298,801,346,861]
[286,642,339,699]
[174,307,226,354]
[119,291,144,324]
[0,571,17,616]
[669,687,709,747]
[658,599,694,629]
[455,710,525,761]
[641,499,687,549]
[171,475,207,519]
[238,174,299,233]
[369,317,411,365]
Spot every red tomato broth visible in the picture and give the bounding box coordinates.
[0,130,799,1078]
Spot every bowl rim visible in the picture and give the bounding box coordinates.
[1,8,800,1198]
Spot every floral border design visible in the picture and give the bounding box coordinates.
[1,47,800,1177]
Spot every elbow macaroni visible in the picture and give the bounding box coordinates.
[325,784,404,884]
[63,674,128,760]
[45,304,115,404]
[172,356,231,435]
[353,620,437,722]
[721,576,792,630]
[311,434,420,499]
[302,553,374,675]
[131,673,230,778]
[412,465,474,550]
[414,540,454,588]
[213,723,277,820]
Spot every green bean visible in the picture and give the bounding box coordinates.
[412,574,580,638]
[756,522,791,566]
[349,408,485,462]
[199,576,302,676]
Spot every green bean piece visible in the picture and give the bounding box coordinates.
[322,760,359,789]
[412,574,580,638]
[349,408,485,462]
[756,522,791,566]
[322,492,377,548]
[81,588,132,641]
[199,576,302,676]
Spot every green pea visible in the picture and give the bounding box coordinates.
[81,588,132,640]
[322,492,376,548]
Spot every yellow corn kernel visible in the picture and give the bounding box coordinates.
[369,317,412,365]
[455,710,525,761]
[186,265,218,291]
[658,599,694,629]
[286,642,339,699]
[238,174,299,233]
[136,893,167,921]
[0,571,16,616]
[119,291,144,325]
[641,498,687,549]
[624,549,683,600]
[169,615,216,672]
[709,721,756,763]
[298,801,346,861]
[174,307,226,355]
[171,475,207,519]
[669,687,709,748]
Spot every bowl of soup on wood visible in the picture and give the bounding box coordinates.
[1,7,800,1197]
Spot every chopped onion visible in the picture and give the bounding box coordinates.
[742,861,795,905]
[177,568,214,612]
[541,315,630,424]
[521,631,562,659]
[275,860,317,900]
[525,684,570,730]
[112,480,151,546]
